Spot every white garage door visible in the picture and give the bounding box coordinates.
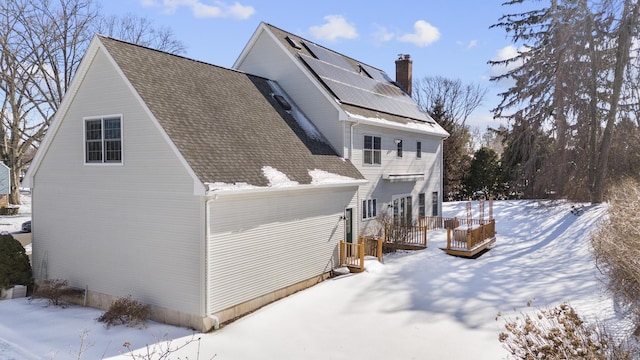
[206,187,355,314]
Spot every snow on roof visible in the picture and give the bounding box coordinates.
[345,110,449,138]
[205,167,364,195]
[268,80,325,141]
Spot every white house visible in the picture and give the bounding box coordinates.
[25,35,365,331]
[234,23,448,239]
[25,23,447,331]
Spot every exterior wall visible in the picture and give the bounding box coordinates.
[206,186,357,322]
[235,29,345,156]
[350,123,443,235]
[31,49,204,320]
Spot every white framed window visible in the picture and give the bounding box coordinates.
[396,139,403,158]
[392,195,412,225]
[417,141,422,158]
[84,115,122,164]
[362,198,377,220]
[418,193,425,217]
[364,135,381,165]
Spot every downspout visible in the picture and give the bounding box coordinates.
[439,138,445,215]
[204,196,220,331]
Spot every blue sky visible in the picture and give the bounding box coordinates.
[98,0,520,132]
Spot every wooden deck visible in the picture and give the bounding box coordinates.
[443,220,496,258]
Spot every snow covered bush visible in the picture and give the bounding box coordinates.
[497,302,633,359]
[0,233,32,291]
[592,178,640,332]
[97,296,151,328]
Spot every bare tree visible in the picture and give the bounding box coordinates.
[0,0,186,204]
[413,76,487,127]
[413,76,486,200]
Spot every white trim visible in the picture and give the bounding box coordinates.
[345,111,449,138]
[24,37,103,188]
[82,114,124,166]
[205,180,366,199]
[383,173,424,182]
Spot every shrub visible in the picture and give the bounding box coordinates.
[497,302,635,359]
[591,179,640,330]
[0,206,20,216]
[32,279,84,307]
[0,233,32,291]
[97,296,152,328]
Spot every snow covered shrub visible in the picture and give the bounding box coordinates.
[0,233,32,291]
[0,206,19,215]
[33,279,84,307]
[592,179,640,331]
[497,302,634,359]
[97,296,151,328]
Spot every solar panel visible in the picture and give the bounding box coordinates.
[359,63,394,83]
[301,41,353,70]
[300,54,432,122]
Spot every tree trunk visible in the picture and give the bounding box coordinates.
[8,165,20,205]
[591,0,638,203]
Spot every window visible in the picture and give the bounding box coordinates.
[432,192,439,216]
[363,135,381,165]
[362,199,377,220]
[85,116,122,164]
[396,139,403,158]
[418,193,425,217]
[393,195,412,225]
[416,141,422,158]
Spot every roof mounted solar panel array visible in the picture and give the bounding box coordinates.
[359,63,394,83]
[301,41,353,70]
[299,54,432,122]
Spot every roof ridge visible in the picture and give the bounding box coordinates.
[97,35,271,81]
[261,22,385,72]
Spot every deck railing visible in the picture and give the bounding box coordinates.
[446,219,496,252]
[384,223,427,249]
[339,236,383,272]
[419,216,490,230]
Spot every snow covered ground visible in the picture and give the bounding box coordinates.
[0,197,627,359]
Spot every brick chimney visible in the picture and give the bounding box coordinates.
[395,54,412,96]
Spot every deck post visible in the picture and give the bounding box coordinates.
[447,228,451,249]
[467,230,472,250]
[377,237,383,262]
[358,243,365,270]
[339,240,344,266]
[422,225,427,247]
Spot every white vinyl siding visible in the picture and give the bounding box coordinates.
[207,187,355,315]
[32,48,203,316]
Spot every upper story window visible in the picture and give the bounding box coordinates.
[364,135,381,165]
[417,141,422,158]
[85,116,122,164]
[396,139,403,158]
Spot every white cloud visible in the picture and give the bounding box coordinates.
[309,15,358,41]
[141,0,254,20]
[489,45,531,88]
[467,39,478,49]
[372,24,394,44]
[398,20,440,47]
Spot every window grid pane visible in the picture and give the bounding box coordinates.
[85,117,122,164]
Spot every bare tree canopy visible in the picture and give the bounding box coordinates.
[413,76,487,127]
[0,0,186,204]
[491,0,640,202]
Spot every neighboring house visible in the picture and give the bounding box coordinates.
[24,35,364,331]
[25,22,448,331]
[234,23,448,237]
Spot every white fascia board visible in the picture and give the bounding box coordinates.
[24,36,102,189]
[345,111,449,139]
[205,179,367,200]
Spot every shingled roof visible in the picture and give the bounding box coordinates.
[99,36,363,187]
